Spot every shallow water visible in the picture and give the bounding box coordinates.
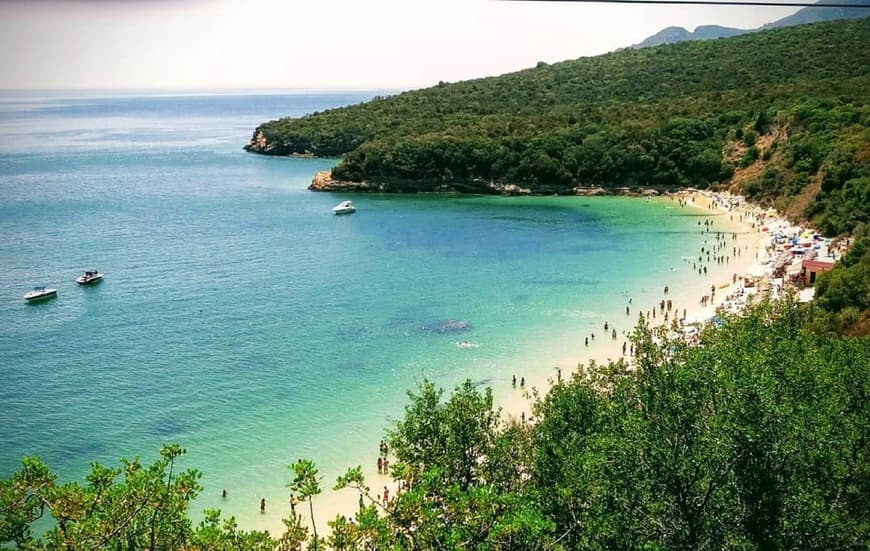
[0,91,725,531]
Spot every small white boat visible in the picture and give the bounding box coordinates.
[332,200,356,215]
[24,286,58,302]
[76,270,103,285]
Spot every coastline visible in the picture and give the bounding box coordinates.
[495,190,767,422]
[309,169,687,197]
[256,189,784,539]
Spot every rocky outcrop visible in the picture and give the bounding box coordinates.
[309,171,537,195]
[485,181,531,195]
[310,171,677,196]
[309,171,383,192]
[250,130,268,151]
[244,129,312,156]
[573,186,608,196]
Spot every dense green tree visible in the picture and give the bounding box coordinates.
[387,379,502,491]
[532,300,870,549]
[246,19,869,231]
[814,226,870,332]
[0,444,276,550]
[192,510,277,550]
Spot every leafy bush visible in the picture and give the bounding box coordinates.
[743,129,758,146]
[740,145,760,167]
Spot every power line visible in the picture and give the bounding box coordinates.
[500,0,870,7]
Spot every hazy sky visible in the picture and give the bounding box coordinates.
[0,0,803,90]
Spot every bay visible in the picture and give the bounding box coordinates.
[0,90,715,531]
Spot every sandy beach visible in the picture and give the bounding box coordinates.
[495,190,768,422]
[262,190,788,539]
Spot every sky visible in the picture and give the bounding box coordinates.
[0,0,804,91]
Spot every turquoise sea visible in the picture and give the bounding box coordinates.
[0,91,720,531]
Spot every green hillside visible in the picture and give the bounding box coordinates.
[246,18,869,236]
[631,0,869,49]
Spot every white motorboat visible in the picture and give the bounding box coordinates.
[24,286,58,302]
[332,200,356,215]
[76,270,103,285]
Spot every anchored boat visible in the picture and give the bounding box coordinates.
[24,286,58,302]
[332,200,356,215]
[76,270,103,285]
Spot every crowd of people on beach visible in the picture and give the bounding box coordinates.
[502,191,842,444]
[512,190,799,404]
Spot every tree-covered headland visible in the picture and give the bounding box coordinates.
[246,19,868,240]
[2,298,868,549]
[248,17,870,333]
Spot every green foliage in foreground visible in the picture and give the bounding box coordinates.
[534,305,869,549]
[2,300,868,549]
[0,444,274,550]
[813,225,870,333]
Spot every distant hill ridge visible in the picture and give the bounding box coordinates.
[631,0,868,48]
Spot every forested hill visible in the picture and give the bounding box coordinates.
[246,19,869,234]
[631,0,869,49]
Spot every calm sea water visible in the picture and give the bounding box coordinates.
[0,91,714,531]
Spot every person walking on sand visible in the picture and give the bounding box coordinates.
[520,377,525,387]
[377,456,383,474]
[383,458,389,474]
[260,498,266,513]
[290,493,297,512]
[383,486,389,505]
